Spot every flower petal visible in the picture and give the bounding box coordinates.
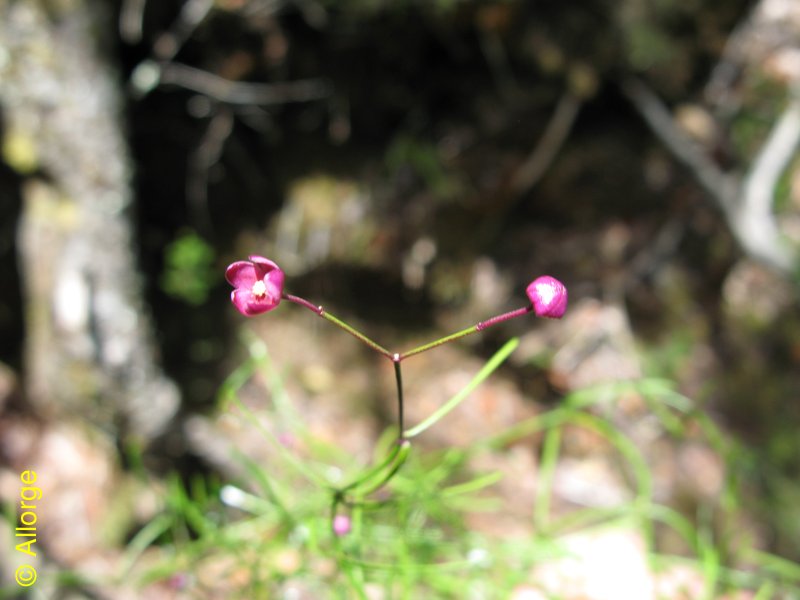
[263,266,285,300]
[225,261,257,289]
[526,275,568,319]
[231,288,280,317]
[249,255,281,280]
[231,288,254,316]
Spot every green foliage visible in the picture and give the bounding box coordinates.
[729,75,787,159]
[120,339,800,598]
[625,24,675,70]
[385,134,460,200]
[160,231,217,305]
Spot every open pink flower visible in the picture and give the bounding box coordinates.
[225,255,285,317]
[526,275,568,319]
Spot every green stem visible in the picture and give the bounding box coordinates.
[399,325,477,360]
[338,440,403,493]
[283,293,393,359]
[393,356,404,436]
[352,440,411,497]
[534,425,562,534]
[321,310,394,359]
[399,305,532,361]
[285,292,532,364]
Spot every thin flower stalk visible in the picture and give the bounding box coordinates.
[226,255,568,499]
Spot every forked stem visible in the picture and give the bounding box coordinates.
[284,291,534,423]
[283,292,534,491]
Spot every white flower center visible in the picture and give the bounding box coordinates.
[251,280,268,299]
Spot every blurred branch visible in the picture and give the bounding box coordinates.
[121,0,215,57]
[159,62,331,104]
[132,60,331,105]
[125,0,330,108]
[622,77,796,273]
[153,0,215,62]
[474,87,583,249]
[623,218,686,294]
[736,88,800,270]
[510,91,582,196]
[187,109,235,234]
[744,90,800,213]
[703,9,754,116]
[478,28,517,98]
[621,78,739,212]
[119,0,147,44]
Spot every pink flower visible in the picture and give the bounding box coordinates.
[526,275,568,319]
[332,514,351,536]
[225,255,285,317]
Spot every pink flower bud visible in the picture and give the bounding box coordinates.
[526,275,568,319]
[332,514,351,536]
[225,255,285,316]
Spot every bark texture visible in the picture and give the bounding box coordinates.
[0,0,178,439]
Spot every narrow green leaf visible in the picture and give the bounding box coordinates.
[404,338,519,438]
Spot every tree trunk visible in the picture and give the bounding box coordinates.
[0,0,178,440]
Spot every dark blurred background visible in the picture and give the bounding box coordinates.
[2,0,800,593]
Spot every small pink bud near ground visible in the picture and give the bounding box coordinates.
[332,514,352,536]
[167,573,191,591]
[526,275,568,319]
[225,255,285,316]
